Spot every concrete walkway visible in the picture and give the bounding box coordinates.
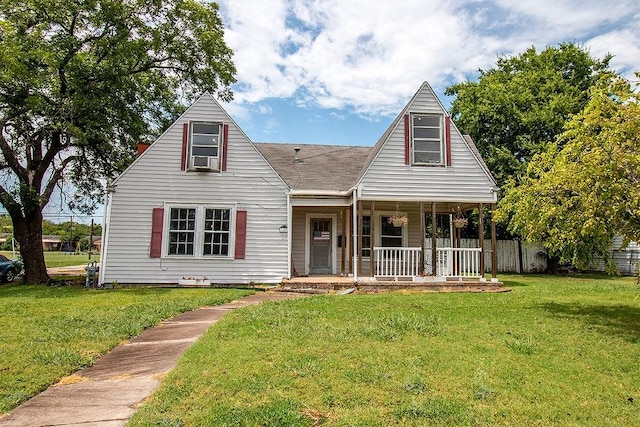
[0,292,309,427]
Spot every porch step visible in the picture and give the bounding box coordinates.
[272,287,331,295]
[278,279,510,293]
[357,281,510,293]
[280,279,355,291]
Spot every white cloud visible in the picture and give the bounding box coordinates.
[587,28,640,79]
[217,0,640,118]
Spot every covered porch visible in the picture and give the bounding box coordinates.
[286,196,500,286]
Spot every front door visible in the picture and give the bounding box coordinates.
[310,219,332,275]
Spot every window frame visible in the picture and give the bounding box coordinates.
[365,211,407,250]
[411,113,444,166]
[361,215,371,258]
[164,204,235,258]
[188,121,222,171]
[167,207,197,256]
[203,207,231,256]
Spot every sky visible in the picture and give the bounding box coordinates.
[6,0,640,225]
[216,0,640,147]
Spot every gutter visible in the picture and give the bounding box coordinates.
[288,189,354,197]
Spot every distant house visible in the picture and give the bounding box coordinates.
[99,82,499,286]
[42,235,62,252]
[1,233,62,252]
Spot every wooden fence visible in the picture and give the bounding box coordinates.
[430,238,547,273]
[433,237,639,275]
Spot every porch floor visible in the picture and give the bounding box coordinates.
[279,276,509,293]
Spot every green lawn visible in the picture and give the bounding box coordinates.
[129,275,640,426]
[0,250,91,268]
[0,285,253,414]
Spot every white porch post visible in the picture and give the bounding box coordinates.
[287,193,292,279]
[479,203,486,281]
[352,187,358,282]
[431,202,437,275]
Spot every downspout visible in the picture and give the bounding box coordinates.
[352,186,358,282]
[98,188,113,285]
[287,193,292,279]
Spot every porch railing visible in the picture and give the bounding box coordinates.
[374,247,421,278]
[436,247,482,278]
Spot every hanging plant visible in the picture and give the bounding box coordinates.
[388,215,408,227]
[388,204,408,227]
[452,217,468,228]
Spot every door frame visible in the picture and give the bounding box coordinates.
[305,213,338,275]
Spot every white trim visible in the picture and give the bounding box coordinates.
[289,189,353,197]
[352,188,359,281]
[410,113,445,166]
[98,191,112,285]
[305,213,338,275]
[287,194,292,279]
[357,195,497,203]
[290,198,352,207]
[187,121,222,172]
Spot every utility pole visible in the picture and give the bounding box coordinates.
[89,219,94,259]
[69,215,73,254]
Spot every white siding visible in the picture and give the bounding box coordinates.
[358,83,497,203]
[101,94,289,285]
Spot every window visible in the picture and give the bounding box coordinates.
[412,114,443,165]
[361,216,371,257]
[381,216,403,247]
[203,208,230,256]
[166,206,232,257]
[168,208,196,255]
[190,122,221,170]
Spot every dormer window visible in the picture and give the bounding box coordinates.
[189,122,221,171]
[411,114,443,165]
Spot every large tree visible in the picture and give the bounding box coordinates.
[445,43,611,187]
[497,74,640,271]
[0,0,236,283]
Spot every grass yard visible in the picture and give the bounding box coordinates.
[0,250,91,268]
[130,275,640,426]
[0,285,253,414]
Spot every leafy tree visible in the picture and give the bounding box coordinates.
[0,0,236,283]
[446,43,611,187]
[41,219,101,249]
[497,74,640,272]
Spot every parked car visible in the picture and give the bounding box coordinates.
[0,254,23,283]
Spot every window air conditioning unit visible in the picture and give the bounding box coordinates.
[190,156,218,171]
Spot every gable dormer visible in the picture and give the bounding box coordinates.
[357,82,496,203]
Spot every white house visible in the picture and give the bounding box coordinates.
[99,82,499,286]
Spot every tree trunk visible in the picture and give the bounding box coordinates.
[12,210,50,284]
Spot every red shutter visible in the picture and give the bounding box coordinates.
[404,114,410,165]
[181,123,189,170]
[445,116,452,166]
[150,207,164,258]
[221,123,229,171]
[234,210,247,259]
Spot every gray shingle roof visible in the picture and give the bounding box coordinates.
[255,143,371,191]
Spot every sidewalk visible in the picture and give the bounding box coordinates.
[0,292,309,427]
